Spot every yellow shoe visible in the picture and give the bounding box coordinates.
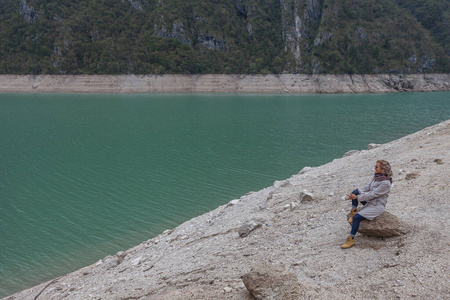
[341,236,355,249]
[348,208,358,224]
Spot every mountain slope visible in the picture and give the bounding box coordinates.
[0,0,448,75]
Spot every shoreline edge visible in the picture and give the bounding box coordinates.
[0,73,449,94]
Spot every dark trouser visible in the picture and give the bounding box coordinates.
[351,189,367,209]
[350,213,366,237]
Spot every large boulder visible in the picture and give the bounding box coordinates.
[348,211,409,237]
[242,264,301,299]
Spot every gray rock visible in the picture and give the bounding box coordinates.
[242,264,301,299]
[19,0,37,23]
[343,150,360,157]
[408,54,417,64]
[104,257,120,270]
[197,34,228,50]
[405,173,419,180]
[368,143,381,150]
[238,218,265,237]
[131,256,144,266]
[128,0,143,11]
[313,31,333,46]
[273,180,292,189]
[299,191,314,202]
[299,166,312,174]
[348,211,409,237]
[434,158,444,165]
[227,199,240,207]
[289,202,298,211]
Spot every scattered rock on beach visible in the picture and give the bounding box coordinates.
[238,218,265,237]
[299,191,314,202]
[368,143,381,150]
[242,264,301,300]
[434,158,444,165]
[299,166,312,174]
[405,173,419,180]
[343,150,360,157]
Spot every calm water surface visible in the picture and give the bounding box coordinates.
[0,92,449,296]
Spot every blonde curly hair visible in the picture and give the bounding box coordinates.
[377,160,393,177]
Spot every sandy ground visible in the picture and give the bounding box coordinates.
[4,119,450,299]
[0,73,449,94]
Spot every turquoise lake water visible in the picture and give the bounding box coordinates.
[0,92,449,297]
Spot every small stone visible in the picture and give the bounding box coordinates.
[227,199,240,206]
[343,150,359,157]
[434,158,444,165]
[223,286,232,293]
[289,202,298,211]
[105,258,120,270]
[299,166,312,174]
[405,173,419,180]
[299,191,314,202]
[273,180,285,188]
[405,206,417,210]
[239,218,265,238]
[131,256,144,266]
[368,143,381,150]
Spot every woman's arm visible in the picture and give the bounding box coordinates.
[357,180,391,202]
[357,179,373,194]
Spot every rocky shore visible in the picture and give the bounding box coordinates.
[0,73,449,94]
[5,119,450,299]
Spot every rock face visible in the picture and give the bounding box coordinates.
[280,0,323,70]
[154,21,192,45]
[243,264,301,300]
[197,34,228,50]
[348,211,410,237]
[19,0,37,23]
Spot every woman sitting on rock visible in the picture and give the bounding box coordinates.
[341,160,393,249]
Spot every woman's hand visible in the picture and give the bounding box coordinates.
[346,193,358,200]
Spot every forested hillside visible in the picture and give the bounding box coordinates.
[0,0,448,75]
